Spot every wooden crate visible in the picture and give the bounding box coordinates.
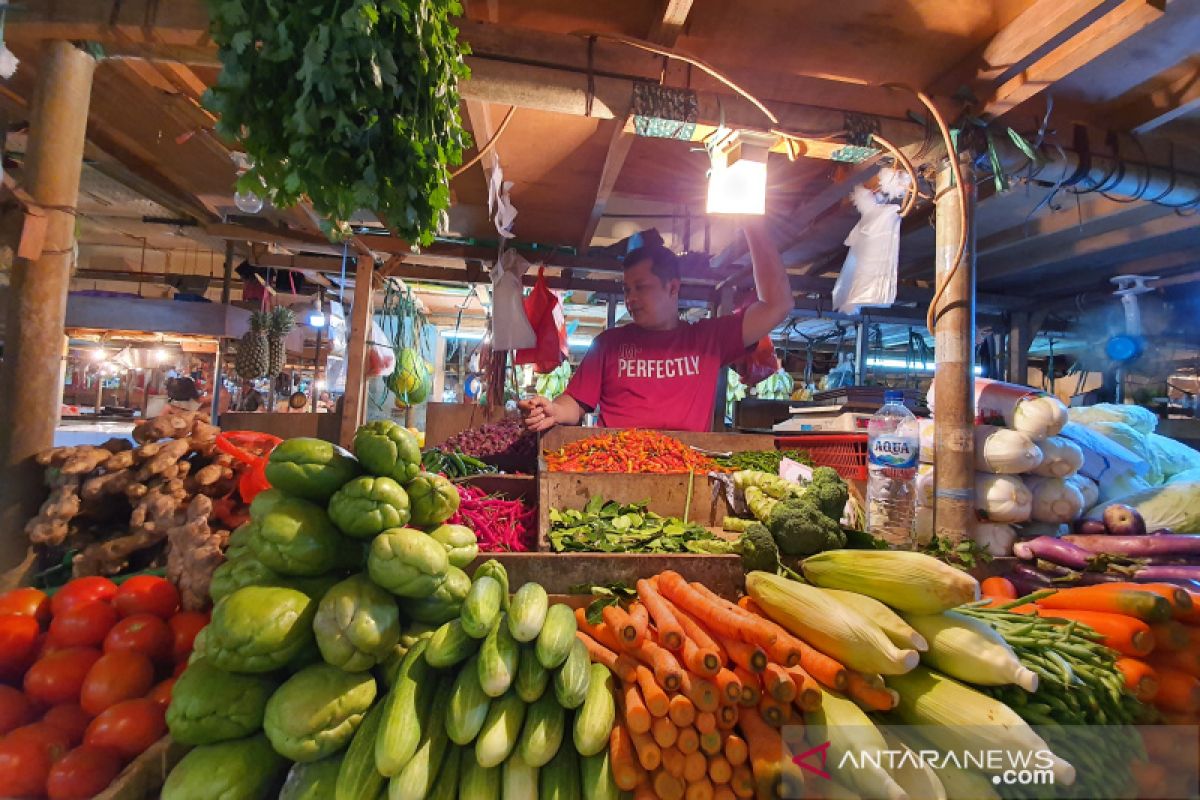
[95,736,189,800]
[424,402,513,448]
[465,552,745,598]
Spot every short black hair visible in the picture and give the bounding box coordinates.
[623,244,680,285]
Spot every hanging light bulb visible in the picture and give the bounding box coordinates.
[705,129,773,216]
[308,294,326,328]
[234,189,264,214]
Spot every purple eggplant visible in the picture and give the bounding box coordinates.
[1103,503,1148,536]
[1074,519,1108,536]
[1063,534,1200,558]
[1148,528,1175,537]
[1008,563,1060,595]
[1014,537,1095,570]
[1130,565,1200,583]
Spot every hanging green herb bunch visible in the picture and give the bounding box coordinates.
[204,0,472,243]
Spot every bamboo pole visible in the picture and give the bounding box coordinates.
[338,256,375,448]
[931,158,976,546]
[0,42,96,581]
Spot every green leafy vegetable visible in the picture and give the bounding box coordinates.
[548,499,729,555]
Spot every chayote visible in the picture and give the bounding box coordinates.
[223,521,259,562]
[166,658,277,745]
[251,497,346,577]
[203,585,316,673]
[249,488,288,521]
[313,574,401,671]
[402,565,472,625]
[211,555,342,604]
[366,527,449,599]
[263,663,377,762]
[278,754,343,800]
[265,438,361,503]
[327,476,411,540]
[161,734,288,800]
[405,472,461,528]
[427,524,478,568]
[353,420,423,483]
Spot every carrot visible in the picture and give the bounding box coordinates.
[690,582,793,657]
[737,706,790,799]
[636,665,671,717]
[714,668,743,704]
[1092,582,1193,616]
[603,604,639,650]
[981,576,1018,600]
[654,770,686,800]
[758,695,791,727]
[669,694,697,728]
[714,785,736,800]
[716,703,739,730]
[1030,608,1155,657]
[653,715,679,748]
[685,776,714,800]
[845,670,899,712]
[633,778,657,800]
[1177,591,1200,624]
[1153,668,1200,714]
[662,746,686,778]
[627,602,650,643]
[683,750,708,783]
[629,639,685,692]
[677,725,700,755]
[785,666,822,712]
[1151,647,1200,679]
[630,726,663,772]
[1036,585,1173,623]
[1131,760,1168,800]
[709,755,733,785]
[1150,621,1191,652]
[733,666,761,707]
[695,711,717,735]
[763,664,797,704]
[795,641,848,692]
[1115,658,1159,702]
[638,578,686,651]
[715,633,768,674]
[680,672,720,713]
[624,680,654,734]
[658,572,777,646]
[577,631,639,682]
[730,765,755,799]
[699,730,723,756]
[611,724,646,791]
[682,637,722,678]
[737,596,763,615]
[575,607,624,652]
[723,734,749,767]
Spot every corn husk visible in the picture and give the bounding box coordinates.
[822,588,928,652]
[801,551,980,615]
[880,731,947,800]
[808,689,908,800]
[902,612,1038,691]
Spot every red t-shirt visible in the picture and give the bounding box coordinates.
[564,314,749,432]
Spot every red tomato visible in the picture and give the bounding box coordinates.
[167,611,208,662]
[146,678,175,711]
[79,652,154,717]
[0,612,41,682]
[24,648,102,707]
[0,588,51,627]
[41,705,92,747]
[46,745,123,800]
[0,736,52,798]
[7,721,72,763]
[171,659,189,678]
[49,603,119,649]
[0,684,34,735]
[103,615,172,663]
[50,578,117,618]
[83,699,165,760]
[113,577,179,620]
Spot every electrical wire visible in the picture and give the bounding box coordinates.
[869,133,919,216]
[450,106,517,179]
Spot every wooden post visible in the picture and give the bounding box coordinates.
[431,330,447,404]
[210,343,224,426]
[0,42,96,580]
[1006,312,1031,385]
[220,240,235,304]
[338,256,374,447]
[932,158,976,546]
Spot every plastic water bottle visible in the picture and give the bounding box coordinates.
[867,390,920,548]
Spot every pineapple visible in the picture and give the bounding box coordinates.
[234,310,270,380]
[266,306,295,377]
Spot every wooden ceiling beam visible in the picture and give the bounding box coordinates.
[1106,54,1200,135]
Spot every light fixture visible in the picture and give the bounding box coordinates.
[89,348,107,362]
[705,129,773,216]
[316,379,327,390]
[308,294,326,328]
[234,189,264,214]
[154,348,170,364]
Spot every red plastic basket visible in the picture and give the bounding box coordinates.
[776,434,869,482]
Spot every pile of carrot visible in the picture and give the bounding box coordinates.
[577,570,854,800]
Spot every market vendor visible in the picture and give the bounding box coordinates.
[520,220,792,432]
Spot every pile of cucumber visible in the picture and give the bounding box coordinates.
[334,560,619,800]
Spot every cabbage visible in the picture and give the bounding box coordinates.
[1059,422,1148,481]
[1065,474,1099,509]
[1079,421,1163,485]
[975,425,1043,474]
[971,523,1016,556]
[1068,403,1157,436]
[1024,476,1085,524]
[1169,468,1200,486]
[1030,436,1084,478]
[1098,470,1153,504]
[1086,481,1200,534]
[975,473,1032,524]
[1147,433,1200,480]
[1009,395,1068,441]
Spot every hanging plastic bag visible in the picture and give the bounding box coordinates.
[365,318,394,378]
[514,266,568,373]
[732,336,780,387]
[831,186,901,314]
[489,250,537,351]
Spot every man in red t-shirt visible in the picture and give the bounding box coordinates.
[519,220,792,432]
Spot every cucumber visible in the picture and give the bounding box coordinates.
[507,583,549,643]
[335,700,386,800]
[426,619,478,668]
[553,638,591,710]
[475,690,527,768]
[517,690,565,768]
[280,754,342,800]
[459,753,500,800]
[580,750,620,800]
[502,751,539,800]
[462,576,503,638]
[572,664,615,757]
[376,637,435,776]
[446,655,492,746]
[388,676,453,800]
[514,645,549,703]
[478,616,520,698]
[474,559,510,610]
[539,737,581,800]
[426,745,461,800]
[535,604,577,669]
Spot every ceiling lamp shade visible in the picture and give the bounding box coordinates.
[706,129,774,215]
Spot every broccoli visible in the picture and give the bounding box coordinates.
[767,495,846,556]
[808,466,850,521]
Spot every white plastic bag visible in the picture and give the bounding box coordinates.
[489,250,537,351]
[831,186,901,314]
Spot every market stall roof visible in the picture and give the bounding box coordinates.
[5,0,1200,359]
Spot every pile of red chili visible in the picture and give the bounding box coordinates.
[543,429,719,474]
[448,484,537,552]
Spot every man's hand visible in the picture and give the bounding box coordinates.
[519,395,558,432]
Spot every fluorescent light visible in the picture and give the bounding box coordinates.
[90,348,107,362]
[308,312,326,327]
[867,357,983,375]
[154,348,170,364]
[705,130,771,216]
[442,330,594,348]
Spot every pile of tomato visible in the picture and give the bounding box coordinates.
[0,576,207,799]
